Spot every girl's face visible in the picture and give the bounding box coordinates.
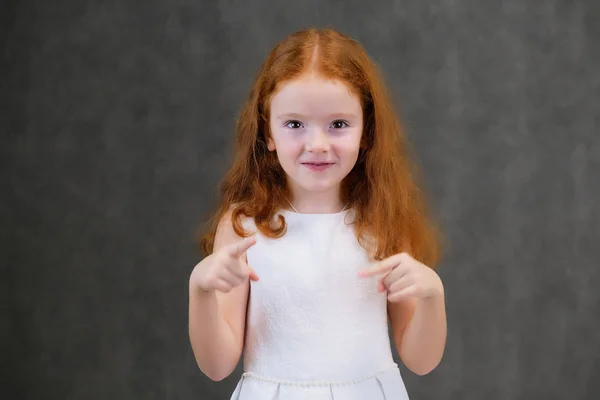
[268,73,363,202]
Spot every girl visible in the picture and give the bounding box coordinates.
[189,27,446,400]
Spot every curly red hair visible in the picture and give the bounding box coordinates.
[199,28,442,267]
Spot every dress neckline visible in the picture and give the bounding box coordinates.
[279,208,353,220]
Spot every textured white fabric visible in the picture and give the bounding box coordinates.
[230,209,410,399]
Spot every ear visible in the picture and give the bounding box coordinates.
[267,137,275,151]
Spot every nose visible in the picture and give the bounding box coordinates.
[305,128,330,153]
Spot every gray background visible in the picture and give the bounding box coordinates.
[2,0,599,399]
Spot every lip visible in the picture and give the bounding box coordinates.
[301,162,334,172]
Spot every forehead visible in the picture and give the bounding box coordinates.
[270,74,362,117]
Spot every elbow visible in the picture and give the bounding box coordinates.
[204,370,231,382]
[190,349,241,382]
[199,363,236,382]
[408,362,440,376]
[193,349,240,382]
[190,337,242,382]
[400,348,444,376]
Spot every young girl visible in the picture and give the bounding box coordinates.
[189,27,446,400]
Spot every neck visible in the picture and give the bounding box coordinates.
[287,187,345,214]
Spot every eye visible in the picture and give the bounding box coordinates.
[284,120,303,129]
[331,120,349,129]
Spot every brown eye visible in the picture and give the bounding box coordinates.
[332,120,349,129]
[285,120,303,129]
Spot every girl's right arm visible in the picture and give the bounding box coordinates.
[188,210,257,381]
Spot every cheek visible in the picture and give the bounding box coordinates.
[274,140,303,162]
[337,137,362,161]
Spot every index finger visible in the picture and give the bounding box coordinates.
[226,236,256,258]
[358,254,402,277]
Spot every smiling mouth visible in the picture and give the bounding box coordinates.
[301,162,334,171]
[302,162,333,166]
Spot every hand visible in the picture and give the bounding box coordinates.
[190,236,259,294]
[358,252,443,303]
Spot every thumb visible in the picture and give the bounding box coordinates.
[248,266,259,281]
[239,257,259,281]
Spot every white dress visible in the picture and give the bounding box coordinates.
[230,209,411,400]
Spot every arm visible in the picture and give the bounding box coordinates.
[188,211,250,381]
[388,290,447,375]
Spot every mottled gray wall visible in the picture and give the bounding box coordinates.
[2,0,599,399]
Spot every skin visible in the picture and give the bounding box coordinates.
[189,213,257,381]
[360,253,447,375]
[188,72,447,381]
[267,72,363,214]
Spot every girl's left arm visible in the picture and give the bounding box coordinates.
[388,292,447,375]
[359,253,447,376]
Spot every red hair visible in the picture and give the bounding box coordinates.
[199,28,442,267]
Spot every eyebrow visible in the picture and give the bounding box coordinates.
[275,112,358,120]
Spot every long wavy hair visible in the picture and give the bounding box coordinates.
[199,28,442,267]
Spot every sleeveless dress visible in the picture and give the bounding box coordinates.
[230,209,411,400]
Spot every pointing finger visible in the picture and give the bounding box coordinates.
[358,254,403,277]
[227,236,256,258]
